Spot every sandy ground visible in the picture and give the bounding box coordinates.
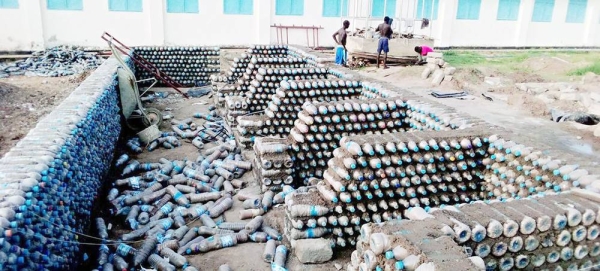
[108,93,350,271]
[0,72,89,157]
[355,61,600,158]
[2,50,599,270]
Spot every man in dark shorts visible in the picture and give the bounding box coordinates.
[332,20,350,66]
[376,16,393,69]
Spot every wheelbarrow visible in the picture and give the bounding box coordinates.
[108,41,163,132]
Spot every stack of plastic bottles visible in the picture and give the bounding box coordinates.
[224,96,249,125]
[482,135,595,199]
[288,97,465,184]
[237,79,364,143]
[0,58,123,270]
[133,46,221,87]
[219,45,294,98]
[283,187,350,248]
[252,137,294,192]
[348,190,600,271]
[283,130,596,252]
[244,68,331,113]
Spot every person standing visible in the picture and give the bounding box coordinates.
[376,16,393,69]
[332,20,350,66]
[414,45,434,65]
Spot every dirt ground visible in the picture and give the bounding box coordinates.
[2,49,600,270]
[353,51,600,156]
[0,72,90,157]
[115,92,349,271]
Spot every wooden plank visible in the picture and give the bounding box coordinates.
[350,52,417,64]
[0,54,31,59]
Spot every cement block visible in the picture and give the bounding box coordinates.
[590,92,600,103]
[588,103,600,115]
[431,70,445,86]
[559,85,578,93]
[428,52,444,58]
[484,76,510,86]
[559,92,581,102]
[595,125,600,138]
[421,68,432,79]
[444,67,457,76]
[437,59,445,66]
[294,238,333,263]
[426,63,438,71]
[444,75,454,82]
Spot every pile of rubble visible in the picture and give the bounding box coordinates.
[421,52,456,86]
[0,46,104,78]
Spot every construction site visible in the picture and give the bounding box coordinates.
[1,0,600,271]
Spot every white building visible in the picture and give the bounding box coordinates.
[0,0,598,51]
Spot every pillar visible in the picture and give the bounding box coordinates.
[514,0,534,47]
[435,0,457,47]
[26,0,45,50]
[583,1,599,46]
[147,0,165,46]
[255,0,273,44]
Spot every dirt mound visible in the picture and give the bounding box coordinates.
[522,56,574,76]
[0,76,82,156]
[510,71,546,83]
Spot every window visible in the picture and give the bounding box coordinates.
[323,0,349,17]
[532,0,554,22]
[566,0,587,23]
[371,0,396,18]
[416,0,439,20]
[0,0,18,9]
[47,0,83,10]
[109,0,142,12]
[276,0,304,16]
[224,0,253,15]
[456,0,481,19]
[167,0,198,13]
[497,0,520,20]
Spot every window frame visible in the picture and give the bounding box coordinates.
[565,0,587,23]
[223,0,253,15]
[47,0,84,11]
[497,0,520,21]
[108,0,143,12]
[416,0,439,20]
[456,0,482,20]
[370,0,396,18]
[322,0,349,17]
[531,0,555,22]
[276,0,304,16]
[166,0,199,13]
[0,0,19,9]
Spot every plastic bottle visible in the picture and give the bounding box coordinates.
[273,245,288,270]
[148,253,176,271]
[134,236,159,266]
[263,239,277,262]
[159,247,187,267]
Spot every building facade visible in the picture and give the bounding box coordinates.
[0,0,598,51]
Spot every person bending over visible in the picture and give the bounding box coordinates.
[376,17,393,69]
[333,20,350,66]
[414,45,433,65]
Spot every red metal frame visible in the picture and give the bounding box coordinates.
[101,32,189,98]
[270,24,323,48]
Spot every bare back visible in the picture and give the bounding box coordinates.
[337,28,348,46]
[376,23,392,39]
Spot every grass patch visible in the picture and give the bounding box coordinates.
[443,51,486,66]
[567,62,600,76]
